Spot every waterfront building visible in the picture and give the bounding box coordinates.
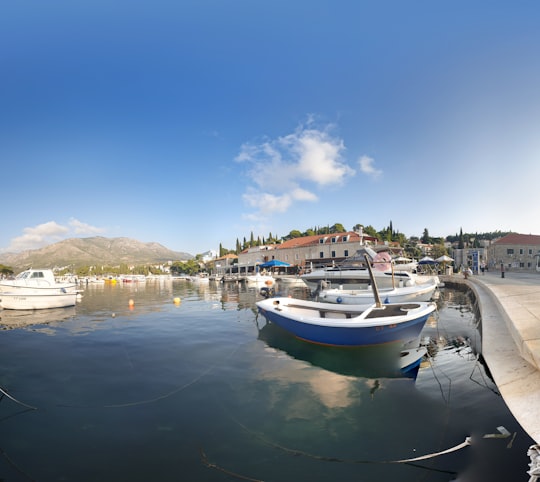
[486,233,540,272]
[237,231,387,270]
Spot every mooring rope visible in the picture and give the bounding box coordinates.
[390,437,471,463]
[0,386,37,410]
[199,436,472,482]
[221,403,472,466]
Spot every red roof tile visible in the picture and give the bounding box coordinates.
[493,233,540,245]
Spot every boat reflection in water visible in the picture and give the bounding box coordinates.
[256,319,426,379]
[0,306,77,330]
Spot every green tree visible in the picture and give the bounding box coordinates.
[458,228,464,249]
[329,223,346,233]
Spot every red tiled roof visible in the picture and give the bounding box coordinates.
[493,233,540,245]
[276,231,377,250]
[216,254,238,260]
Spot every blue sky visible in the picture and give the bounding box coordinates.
[2,1,540,256]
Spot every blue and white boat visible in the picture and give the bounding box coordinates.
[256,297,436,347]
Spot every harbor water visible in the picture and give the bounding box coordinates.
[0,279,535,481]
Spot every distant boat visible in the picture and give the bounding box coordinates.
[275,275,306,287]
[245,273,275,286]
[256,297,436,347]
[121,275,147,283]
[190,273,210,283]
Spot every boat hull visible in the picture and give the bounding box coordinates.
[256,298,435,347]
[0,291,78,310]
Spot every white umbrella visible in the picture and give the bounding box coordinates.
[435,255,454,263]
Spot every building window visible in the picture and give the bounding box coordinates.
[331,236,337,243]
[507,249,514,255]
[529,249,533,255]
[342,236,349,242]
[295,253,299,260]
[344,250,349,257]
[319,252,324,258]
[331,251,336,258]
[519,248,524,255]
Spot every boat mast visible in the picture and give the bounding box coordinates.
[364,254,382,308]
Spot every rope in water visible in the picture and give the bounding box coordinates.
[0,386,37,410]
[200,436,472,481]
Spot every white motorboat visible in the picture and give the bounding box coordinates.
[301,265,430,290]
[318,276,438,307]
[0,269,78,294]
[245,273,275,286]
[0,290,79,310]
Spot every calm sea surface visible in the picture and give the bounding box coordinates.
[0,279,535,481]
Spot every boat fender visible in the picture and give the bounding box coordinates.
[336,297,343,303]
[61,288,67,293]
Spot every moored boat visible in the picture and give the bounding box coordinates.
[0,290,79,310]
[245,273,275,286]
[256,297,436,347]
[317,276,438,306]
[0,269,77,294]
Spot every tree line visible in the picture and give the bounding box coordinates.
[218,222,512,258]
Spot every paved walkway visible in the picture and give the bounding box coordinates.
[442,271,540,443]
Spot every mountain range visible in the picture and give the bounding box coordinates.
[0,237,193,271]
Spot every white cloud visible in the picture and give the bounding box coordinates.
[358,155,383,179]
[236,119,354,218]
[6,221,70,252]
[69,218,105,235]
[5,219,106,252]
[291,129,354,185]
[243,190,293,214]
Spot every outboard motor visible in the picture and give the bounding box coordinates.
[260,286,275,298]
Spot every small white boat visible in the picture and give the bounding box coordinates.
[245,273,275,286]
[0,290,79,310]
[190,273,210,283]
[0,269,77,294]
[318,277,438,306]
[121,274,147,283]
[275,275,306,287]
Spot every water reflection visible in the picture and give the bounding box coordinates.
[0,306,77,331]
[256,319,423,379]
